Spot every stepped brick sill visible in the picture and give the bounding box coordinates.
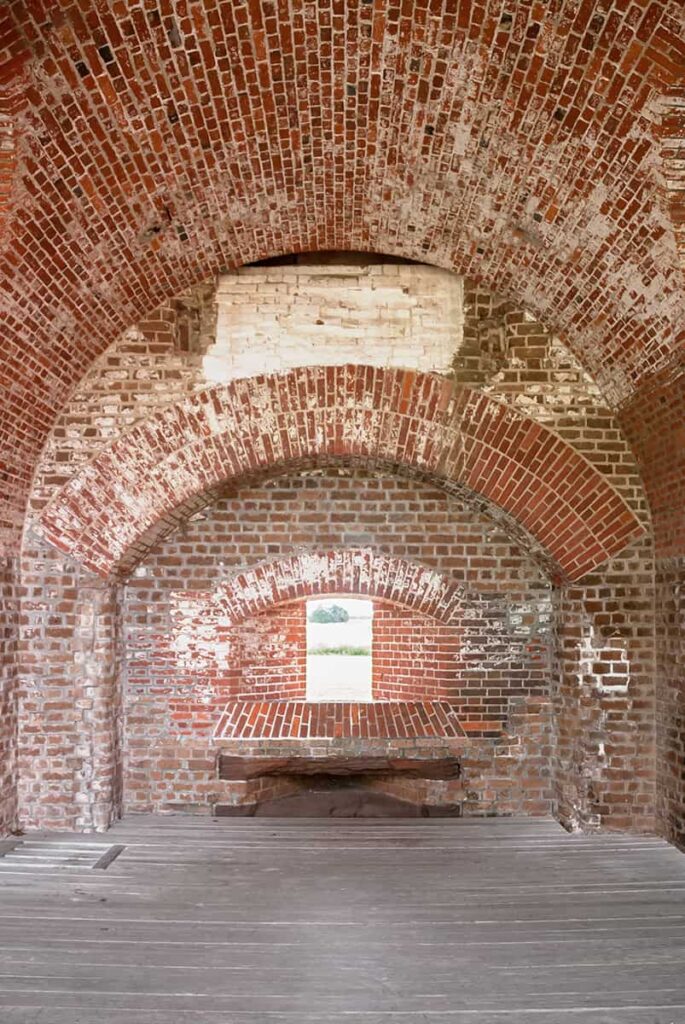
[213,700,499,740]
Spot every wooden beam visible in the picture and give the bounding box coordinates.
[217,754,461,781]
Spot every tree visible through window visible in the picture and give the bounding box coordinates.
[306,597,373,701]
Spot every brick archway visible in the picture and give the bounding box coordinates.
[1,2,683,556]
[171,550,473,741]
[210,549,467,627]
[39,366,643,581]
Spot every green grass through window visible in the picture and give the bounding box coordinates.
[307,645,371,656]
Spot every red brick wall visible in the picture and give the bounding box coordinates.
[1,4,682,554]
[620,374,685,848]
[0,1,680,841]
[27,280,648,525]
[17,537,123,832]
[236,606,307,701]
[12,275,660,834]
[372,604,461,703]
[371,602,549,730]
[655,558,685,850]
[121,468,554,815]
[138,589,542,733]
[37,365,644,581]
[0,558,18,833]
[127,600,307,742]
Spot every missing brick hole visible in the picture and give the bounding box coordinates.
[167,18,182,48]
[140,206,173,244]
[98,44,115,65]
[140,222,164,243]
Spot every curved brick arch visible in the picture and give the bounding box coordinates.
[211,549,467,627]
[0,2,684,553]
[0,113,16,238]
[0,15,32,247]
[38,366,644,581]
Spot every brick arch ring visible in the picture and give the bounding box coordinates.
[38,365,644,581]
[209,549,468,626]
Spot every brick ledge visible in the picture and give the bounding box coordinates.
[214,700,505,740]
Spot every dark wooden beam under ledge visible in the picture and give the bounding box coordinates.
[217,754,462,781]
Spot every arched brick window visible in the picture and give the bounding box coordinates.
[163,550,530,741]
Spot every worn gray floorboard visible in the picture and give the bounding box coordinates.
[0,815,684,1022]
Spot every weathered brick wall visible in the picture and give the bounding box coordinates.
[655,557,685,850]
[207,258,464,382]
[371,602,549,725]
[13,269,657,833]
[0,0,680,838]
[27,295,216,516]
[455,285,650,521]
[233,607,307,702]
[619,374,685,848]
[0,558,18,833]
[553,535,657,833]
[2,1,682,556]
[27,277,647,533]
[127,598,307,741]
[360,697,553,818]
[122,468,552,814]
[36,364,644,581]
[17,534,123,831]
[127,707,554,819]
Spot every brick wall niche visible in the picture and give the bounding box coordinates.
[123,469,554,817]
[16,270,656,833]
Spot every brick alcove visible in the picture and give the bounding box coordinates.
[14,281,657,834]
[17,415,655,831]
[0,0,682,846]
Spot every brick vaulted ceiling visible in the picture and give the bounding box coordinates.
[0,1,684,552]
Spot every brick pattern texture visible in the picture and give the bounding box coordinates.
[655,557,685,850]
[16,539,123,832]
[122,471,553,814]
[38,366,642,581]
[0,1,681,841]
[9,266,662,836]
[553,536,657,833]
[213,700,467,742]
[1,1,683,554]
[0,559,18,833]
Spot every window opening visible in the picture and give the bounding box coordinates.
[306,597,373,701]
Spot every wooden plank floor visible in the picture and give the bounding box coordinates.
[1,815,685,1022]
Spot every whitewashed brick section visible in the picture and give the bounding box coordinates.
[204,263,464,382]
